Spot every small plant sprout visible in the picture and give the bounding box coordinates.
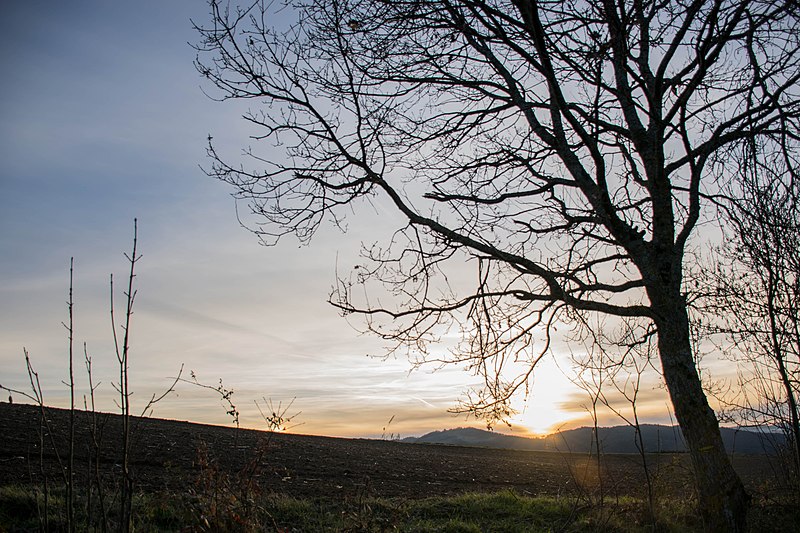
[255,397,302,433]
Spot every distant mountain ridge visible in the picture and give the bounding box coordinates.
[401,425,784,455]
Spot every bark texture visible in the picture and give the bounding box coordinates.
[653,290,750,531]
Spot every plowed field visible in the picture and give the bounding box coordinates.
[0,403,776,502]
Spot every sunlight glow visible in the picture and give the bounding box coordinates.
[510,400,585,436]
[507,356,587,435]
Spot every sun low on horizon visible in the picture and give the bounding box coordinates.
[508,393,587,437]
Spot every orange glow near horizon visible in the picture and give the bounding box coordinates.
[509,404,586,437]
[502,356,588,436]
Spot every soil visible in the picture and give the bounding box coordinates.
[0,403,778,502]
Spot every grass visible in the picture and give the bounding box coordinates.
[402,492,580,532]
[6,485,795,532]
[0,485,45,530]
[0,485,191,533]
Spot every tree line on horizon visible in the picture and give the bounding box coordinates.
[403,424,785,455]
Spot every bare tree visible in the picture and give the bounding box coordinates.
[111,220,140,533]
[195,1,800,529]
[65,259,77,533]
[110,219,183,531]
[704,140,800,493]
[578,318,661,524]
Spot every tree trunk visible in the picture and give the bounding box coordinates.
[653,291,750,531]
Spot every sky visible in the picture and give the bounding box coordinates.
[0,0,682,438]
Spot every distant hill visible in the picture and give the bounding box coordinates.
[401,425,784,454]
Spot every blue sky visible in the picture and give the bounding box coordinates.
[0,1,679,437]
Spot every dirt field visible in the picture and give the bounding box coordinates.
[0,403,778,502]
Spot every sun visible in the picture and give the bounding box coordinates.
[509,400,584,436]
[505,357,586,436]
